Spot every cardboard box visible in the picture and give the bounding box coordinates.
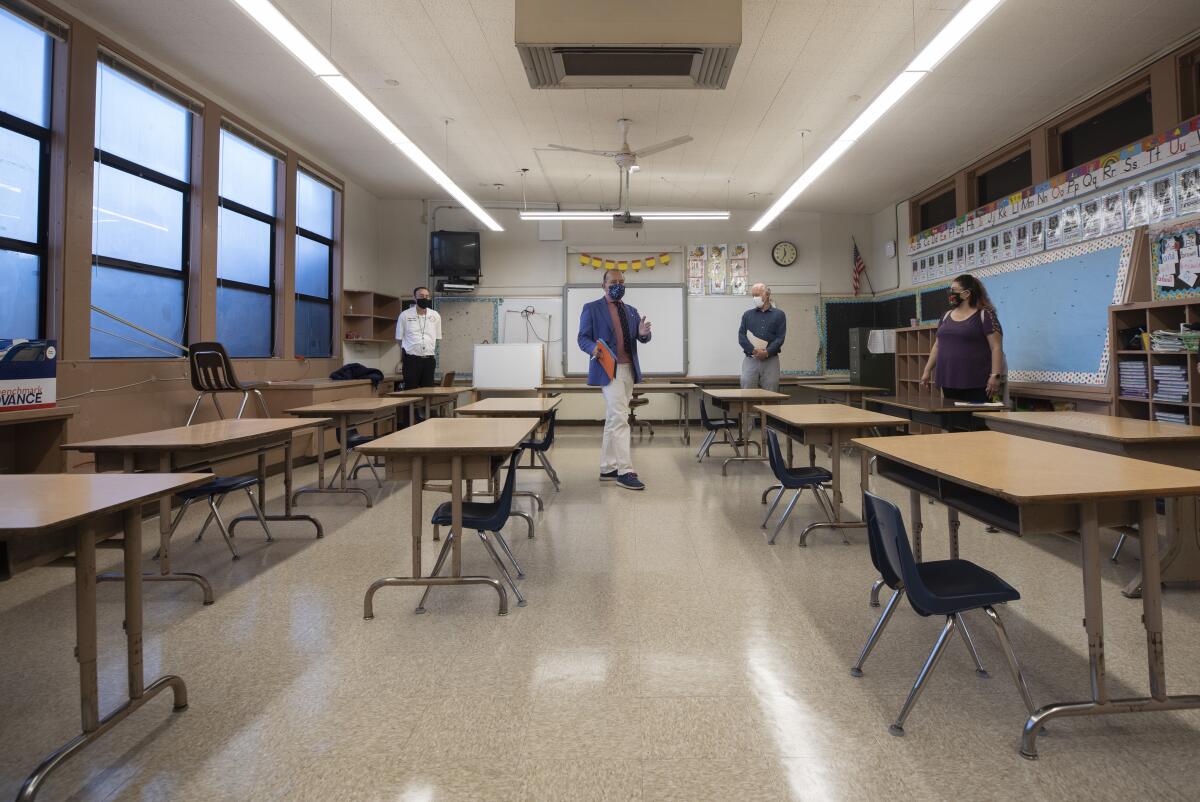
[0,339,57,411]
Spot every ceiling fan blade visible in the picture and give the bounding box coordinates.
[632,135,693,158]
[546,144,621,157]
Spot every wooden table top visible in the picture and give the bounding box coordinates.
[703,388,789,401]
[387,387,472,399]
[63,418,330,453]
[982,411,1200,443]
[537,382,698,392]
[681,376,807,385]
[0,473,211,534]
[851,430,1200,503]
[456,397,561,417]
[258,378,373,389]
[356,418,536,455]
[286,397,417,416]
[864,396,1006,414]
[0,405,78,425]
[758,403,909,428]
[798,383,888,393]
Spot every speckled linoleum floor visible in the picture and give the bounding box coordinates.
[2,424,1200,801]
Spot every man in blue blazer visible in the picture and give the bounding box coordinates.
[577,269,652,491]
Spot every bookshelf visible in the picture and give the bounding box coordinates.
[342,289,404,345]
[894,324,939,405]
[1109,297,1200,424]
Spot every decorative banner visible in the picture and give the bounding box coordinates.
[577,251,670,270]
[908,114,1200,255]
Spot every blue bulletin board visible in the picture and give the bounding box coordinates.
[971,231,1134,386]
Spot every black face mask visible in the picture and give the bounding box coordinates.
[948,292,962,308]
[416,298,432,309]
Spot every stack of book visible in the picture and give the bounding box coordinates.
[1119,360,1149,398]
[1152,363,1189,403]
[1150,330,1200,352]
[1155,410,1188,425]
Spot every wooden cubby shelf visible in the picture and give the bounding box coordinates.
[342,289,406,345]
[1110,297,1200,424]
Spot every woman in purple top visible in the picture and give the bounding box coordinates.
[920,274,1004,403]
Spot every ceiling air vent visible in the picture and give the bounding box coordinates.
[516,0,740,90]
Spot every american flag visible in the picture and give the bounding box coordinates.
[851,238,868,296]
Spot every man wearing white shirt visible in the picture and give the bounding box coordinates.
[396,286,442,390]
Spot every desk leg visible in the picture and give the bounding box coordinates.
[909,489,924,562]
[831,429,842,518]
[363,454,508,618]
[1019,499,1200,759]
[293,417,372,507]
[234,439,324,538]
[409,404,416,427]
[798,429,864,546]
[947,508,960,559]
[18,516,189,802]
[1125,496,1200,598]
[721,403,766,475]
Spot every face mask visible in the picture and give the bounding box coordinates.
[416,298,432,309]
[607,284,626,301]
[948,292,962,308]
[753,296,766,309]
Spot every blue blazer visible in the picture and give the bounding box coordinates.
[577,297,651,386]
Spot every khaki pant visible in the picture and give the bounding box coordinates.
[601,364,635,474]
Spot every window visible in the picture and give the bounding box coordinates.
[1182,46,1200,119]
[0,4,52,339]
[918,187,956,231]
[1058,90,1153,172]
[975,150,1032,206]
[295,170,335,357]
[90,59,192,357]
[217,128,278,357]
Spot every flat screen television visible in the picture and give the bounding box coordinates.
[430,230,481,276]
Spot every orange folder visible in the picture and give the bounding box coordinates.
[594,338,617,381]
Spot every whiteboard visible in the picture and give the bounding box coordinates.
[499,296,564,378]
[564,284,687,375]
[472,343,544,389]
[687,296,753,376]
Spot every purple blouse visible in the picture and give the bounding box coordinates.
[934,309,997,389]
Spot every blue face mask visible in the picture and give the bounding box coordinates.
[607,283,626,301]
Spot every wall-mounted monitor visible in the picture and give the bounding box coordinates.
[430,230,481,276]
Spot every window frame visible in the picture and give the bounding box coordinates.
[0,3,53,339]
[90,59,193,358]
[1180,43,1200,120]
[966,140,1032,209]
[293,168,336,358]
[1046,77,1152,175]
[909,179,956,237]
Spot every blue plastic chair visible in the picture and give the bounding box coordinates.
[421,450,528,610]
[165,475,272,561]
[862,492,1036,736]
[519,409,561,493]
[696,398,738,462]
[760,429,834,545]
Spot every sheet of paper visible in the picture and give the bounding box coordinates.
[747,332,768,349]
[1179,270,1199,288]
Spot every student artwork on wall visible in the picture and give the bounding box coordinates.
[955,244,965,273]
[976,236,990,266]
[1179,166,1200,216]
[989,232,1002,262]
[729,256,748,295]
[1029,218,1045,253]
[965,240,977,269]
[1080,199,1102,240]
[1150,174,1176,222]
[1045,211,1063,249]
[1060,204,1081,243]
[687,249,705,295]
[1100,192,1124,235]
[1001,228,1014,260]
[1151,214,1200,299]
[1014,223,1029,257]
[708,243,727,294]
[1124,182,1149,227]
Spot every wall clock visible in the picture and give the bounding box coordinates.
[772,241,798,267]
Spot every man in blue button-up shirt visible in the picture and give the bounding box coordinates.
[738,283,786,392]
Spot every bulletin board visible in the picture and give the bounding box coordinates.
[1151,213,1200,299]
[434,297,501,378]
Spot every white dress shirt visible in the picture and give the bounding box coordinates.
[396,306,442,356]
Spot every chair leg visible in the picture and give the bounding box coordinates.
[361,454,383,487]
[479,530,526,607]
[211,393,225,420]
[432,524,440,542]
[869,577,885,608]
[206,497,240,560]
[536,451,561,489]
[510,510,535,539]
[954,613,989,678]
[236,391,250,419]
[244,488,274,542]
[889,615,957,736]
[982,606,1036,716]
[416,533,454,613]
[186,394,205,426]
[851,587,904,677]
[761,484,782,504]
[155,497,196,559]
[696,430,716,462]
[761,487,786,528]
[491,529,525,577]
[515,490,544,512]
[193,494,226,543]
[768,489,804,545]
[253,389,271,418]
[1110,533,1127,563]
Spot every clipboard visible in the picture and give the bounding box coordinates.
[594,338,617,380]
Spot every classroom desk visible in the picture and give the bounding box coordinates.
[358,417,537,617]
[852,430,1200,759]
[256,378,375,457]
[674,375,809,388]
[702,389,789,474]
[387,386,473,420]
[982,410,1200,598]
[758,404,908,543]
[797,383,889,407]
[1,472,209,801]
[286,397,419,507]
[63,419,328,604]
[0,405,76,473]
[535,382,697,443]
[456,397,561,418]
[864,395,1003,431]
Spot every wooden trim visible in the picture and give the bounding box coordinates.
[1150,57,1181,134]
[332,182,344,359]
[193,103,220,342]
[1045,76,1152,175]
[280,152,298,359]
[964,139,1032,208]
[1178,41,1200,119]
[43,30,69,344]
[908,179,956,237]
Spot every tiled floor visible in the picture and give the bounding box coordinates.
[2,425,1199,801]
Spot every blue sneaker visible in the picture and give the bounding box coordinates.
[616,472,645,491]
[600,470,618,482]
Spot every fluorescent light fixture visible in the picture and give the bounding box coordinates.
[519,211,612,221]
[750,0,1004,231]
[519,210,731,221]
[228,0,502,232]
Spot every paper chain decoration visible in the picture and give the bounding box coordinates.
[577,252,672,271]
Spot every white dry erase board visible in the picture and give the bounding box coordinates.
[563,284,687,375]
[687,294,821,376]
[472,343,544,389]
